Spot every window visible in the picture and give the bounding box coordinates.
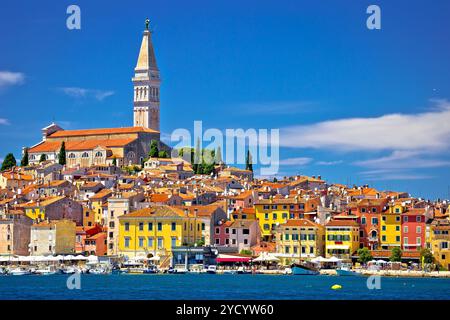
[382,235,386,241]
[157,237,163,249]
[285,246,290,254]
[81,152,89,158]
[148,222,153,231]
[138,237,144,247]
[284,234,290,241]
[225,228,230,234]
[404,237,408,245]
[272,205,277,209]
[396,216,400,222]
[68,153,76,159]
[139,222,144,231]
[361,217,366,225]
[395,226,400,232]
[382,226,386,231]
[417,237,421,245]
[273,213,277,220]
[124,223,130,231]
[232,229,236,235]
[372,207,377,213]
[416,216,421,222]
[404,226,408,233]
[382,216,386,222]
[416,226,422,234]
[171,222,176,231]
[243,229,249,235]
[263,224,270,230]
[396,236,400,242]
[404,216,408,222]
[361,208,366,213]
[124,237,130,248]
[372,218,378,225]
[243,239,248,245]
[395,208,401,213]
[215,238,220,245]
[171,237,177,248]
[94,151,103,157]
[157,222,162,231]
[264,213,269,220]
[147,237,153,247]
[215,227,220,234]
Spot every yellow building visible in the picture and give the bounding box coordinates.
[89,189,113,224]
[118,206,205,260]
[380,205,404,250]
[254,199,292,241]
[429,220,450,270]
[275,219,325,265]
[325,220,359,260]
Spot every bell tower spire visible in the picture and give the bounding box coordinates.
[133,18,160,131]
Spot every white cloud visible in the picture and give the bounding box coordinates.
[278,157,312,166]
[0,71,25,87]
[0,118,10,125]
[316,160,343,166]
[361,172,433,181]
[354,151,450,169]
[59,87,115,101]
[280,100,450,152]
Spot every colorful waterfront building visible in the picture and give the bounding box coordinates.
[325,220,360,260]
[428,219,450,270]
[21,195,83,225]
[30,219,76,255]
[117,206,205,260]
[401,208,426,251]
[275,219,325,264]
[351,198,388,250]
[379,204,403,250]
[254,197,320,241]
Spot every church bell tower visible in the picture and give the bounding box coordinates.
[133,18,160,131]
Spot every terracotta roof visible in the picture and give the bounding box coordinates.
[282,219,320,228]
[89,189,113,200]
[48,126,158,138]
[119,206,186,219]
[29,138,137,153]
[326,219,359,227]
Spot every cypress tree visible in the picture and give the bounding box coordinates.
[245,150,253,172]
[20,148,29,167]
[58,141,66,165]
[1,153,17,171]
[39,154,46,163]
[149,140,159,158]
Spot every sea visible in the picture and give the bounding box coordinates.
[0,274,449,300]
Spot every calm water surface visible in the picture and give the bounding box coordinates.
[0,274,449,300]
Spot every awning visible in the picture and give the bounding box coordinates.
[216,254,251,263]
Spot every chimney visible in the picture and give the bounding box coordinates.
[184,208,189,217]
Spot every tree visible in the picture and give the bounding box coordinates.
[1,153,16,171]
[390,247,402,262]
[245,150,253,172]
[20,149,29,167]
[149,140,159,158]
[158,150,169,158]
[193,137,202,174]
[357,247,373,264]
[112,157,117,166]
[420,248,434,264]
[39,154,46,163]
[215,146,223,164]
[58,141,66,165]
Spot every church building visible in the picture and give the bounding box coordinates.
[27,20,165,168]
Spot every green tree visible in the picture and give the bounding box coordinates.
[240,249,252,256]
[245,150,253,172]
[215,146,223,164]
[158,150,169,158]
[149,140,159,158]
[20,149,29,167]
[357,247,373,264]
[193,137,202,173]
[39,154,46,163]
[112,157,117,166]
[420,248,434,264]
[1,153,17,171]
[390,247,402,262]
[273,177,278,182]
[58,141,66,165]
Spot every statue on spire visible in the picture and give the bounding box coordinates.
[145,18,150,30]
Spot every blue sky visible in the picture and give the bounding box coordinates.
[1,0,450,199]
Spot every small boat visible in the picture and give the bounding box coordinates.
[168,267,187,274]
[222,269,237,275]
[291,263,319,275]
[236,266,251,274]
[34,266,58,275]
[336,267,361,277]
[61,266,79,274]
[9,268,32,276]
[206,265,217,274]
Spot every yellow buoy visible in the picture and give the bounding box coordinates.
[331,284,342,290]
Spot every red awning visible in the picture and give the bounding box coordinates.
[216,254,251,263]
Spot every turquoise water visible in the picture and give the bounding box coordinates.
[0,274,449,300]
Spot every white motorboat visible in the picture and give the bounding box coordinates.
[9,268,32,276]
[34,266,58,275]
[206,265,217,274]
[61,266,79,274]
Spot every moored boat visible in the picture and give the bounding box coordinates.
[336,267,361,277]
[291,263,319,275]
[8,267,32,276]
